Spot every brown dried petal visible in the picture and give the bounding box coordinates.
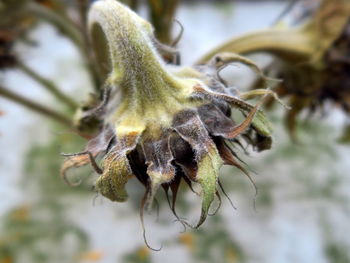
[61,125,115,186]
[193,85,272,138]
[162,172,185,229]
[173,109,223,228]
[215,139,257,194]
[95,132,140,202]
[142,136,176,209]
[197,103,236,138]
[169,132,197,181]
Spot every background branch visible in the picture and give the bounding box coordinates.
[17,61,78,110]
[0,86,73,127]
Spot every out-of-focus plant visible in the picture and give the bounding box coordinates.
[197,0,350,141]
[123,246,151,263]
[122,216,245,262]
[0,0,96,129]
[0,130,91,263]
[177,217,245,263]
[147,0,179,44]
[121,0,180,44]
[0,205,89,263]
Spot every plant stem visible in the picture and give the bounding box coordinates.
[89,0,181,103]
[0,86,73,127]
[196,0,350,65]
[18,61,78,110]
[121,0,139,11]
[76,0,89,29]
[28,2,102,91]
[196,28,313,65]
[28,2,84,49]
[129,0,139,11]
[75,0,103,91]
[147,0,179,44]
[271,0,300,25]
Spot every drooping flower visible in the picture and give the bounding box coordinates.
[196,0,350,140]
[61,0,278,238]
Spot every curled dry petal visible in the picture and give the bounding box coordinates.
[142,136,175,209]
[61,125,114,185]
[173,110,223,228]
[96,132,140,202]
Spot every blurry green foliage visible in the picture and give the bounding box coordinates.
[182,216,245,263]
[123,246,152,263]
[0,128,93,263]
[325,242,350,263]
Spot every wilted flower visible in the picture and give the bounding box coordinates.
[196,0,350,140]
[274,18,350,138]
[61,0,278,239]
[319,21,350,112]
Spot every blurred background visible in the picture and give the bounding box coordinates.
[1,0,350,262]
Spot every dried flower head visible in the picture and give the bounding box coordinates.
[61,0,279,245]
[319,21,350,112]
[272,1,350,138]
[196,0,350,140]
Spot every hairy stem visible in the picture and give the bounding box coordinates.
[0,86,73,127]
[88,0,180,102]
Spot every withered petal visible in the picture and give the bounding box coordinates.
[168,172,182,211]
[197,103,237,138]
[162,173,187,231]
[61,126,115,186]
[61,152,92,186]
[95,132,140,202]
[208,191,222,216]
[141,136,176,209]
[192,85,271,138]
[172,109,223,228]
[216,139,257,195]
[86,124,115,152]
[218,179,237,210]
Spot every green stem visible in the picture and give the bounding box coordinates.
[28,2,84,49]
[121,0,139,10]
[0,86,73,127]
[196,28,314,64]
[129,0,139,11]
[75,0,103,91]
[76,0,89,27]
[88,0,178,101]
[28,2,102,91]
[196,0,350,65]
[147,0,179,44]
[18,61,78,110]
